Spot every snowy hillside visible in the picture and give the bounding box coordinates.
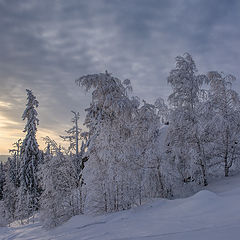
[1,174,240,240]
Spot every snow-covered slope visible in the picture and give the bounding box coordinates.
[1,174,240,240]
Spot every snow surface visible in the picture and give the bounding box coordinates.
[1,174,240,240]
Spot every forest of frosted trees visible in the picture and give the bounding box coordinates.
[1,53,240,228]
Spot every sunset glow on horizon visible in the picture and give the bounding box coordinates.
[0,100,72,155]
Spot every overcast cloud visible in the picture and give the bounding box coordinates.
[0,0,240,153]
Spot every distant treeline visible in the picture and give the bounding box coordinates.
[0,155,9,163]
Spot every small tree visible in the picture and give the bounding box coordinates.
[60,111,82,156]
[60,111,87,186]
[3,158,18,223]
[39,137,83,228]
[8,139,22,188]
[2,140,22,223]
[0,162,5,201]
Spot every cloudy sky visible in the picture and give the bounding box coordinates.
[0,0,240,154]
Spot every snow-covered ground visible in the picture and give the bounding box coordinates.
[1,174,240,240]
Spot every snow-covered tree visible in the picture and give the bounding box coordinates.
[17,89,42,221]
[0,161,5,201]
[39,137,84,228]
[60,111,82,156]
[130,101,167,200]
[76,71,138,213]
[60,111,87,185]
[167,53,209,186]
[207,71,240,176]
[2,139,22,223]
[0,200,7,227]
[8,139,22,188]
[154,97,169,124]
[3,158,18,223]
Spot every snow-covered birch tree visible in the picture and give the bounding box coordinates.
[167,53,209,186]
[207,71,240,177]
[39,137,84,228]
[76,71,137,213]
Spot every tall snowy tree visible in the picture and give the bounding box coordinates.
[167,53,209,186]
[130,101,166,200]
[17,89,42,221]
[207,71,240,176]
[76,71,137,213]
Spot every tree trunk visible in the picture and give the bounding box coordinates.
[200,163,208,186]
[224,149,229,177]
[224,128,230,177]
[196,137,208,186]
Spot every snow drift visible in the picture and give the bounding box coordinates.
[1,173,240,240]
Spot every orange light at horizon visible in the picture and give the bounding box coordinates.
[0,109,24,154]
[0,117,69,155]
[0,101,76,155]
